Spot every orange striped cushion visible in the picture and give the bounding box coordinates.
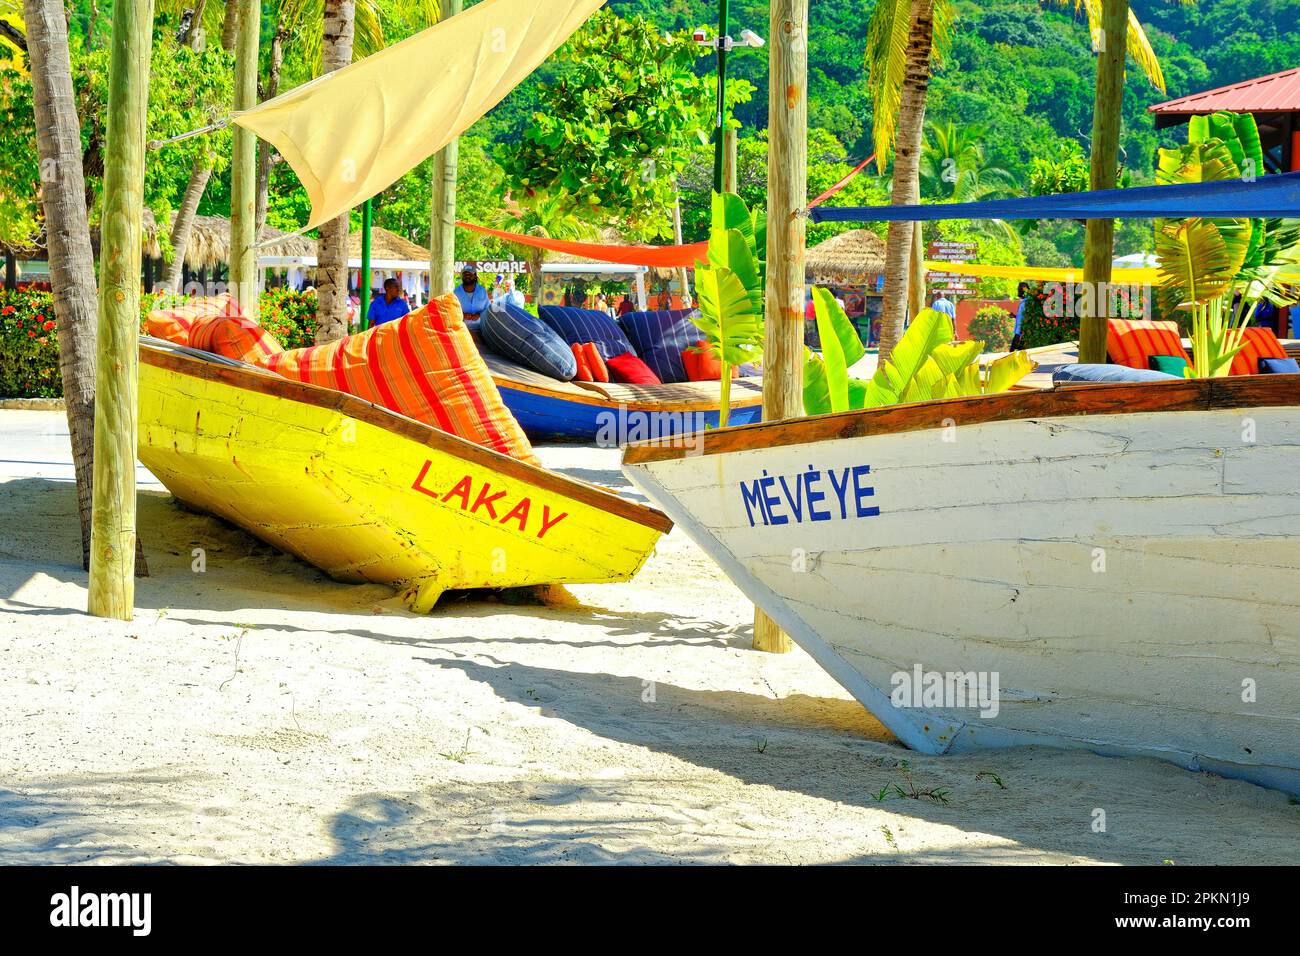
[144,293,241,344]
[265,293,539,465]
[1229,326,1288,375]
[189,315,285,366]
[1106,319,1190,369]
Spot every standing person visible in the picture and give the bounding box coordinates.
[617,294,635,317]
[493,276,526,310]
[453,266,490,320]
[931,293,956,320]
[368,277,411,326]
[595,291,609,315]
[1011,282,1029,351]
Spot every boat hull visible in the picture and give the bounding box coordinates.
[623,379,1300,793]
[498,382,763,441]
[139,344,671,611]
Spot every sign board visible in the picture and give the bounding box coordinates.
[926,241,979,298]
[455,259,528,275]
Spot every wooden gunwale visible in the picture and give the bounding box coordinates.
[140,343,674,534]
[623,373,1300,464]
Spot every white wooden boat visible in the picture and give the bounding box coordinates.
[622,375,1300,794]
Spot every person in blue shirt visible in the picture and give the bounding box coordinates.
[368,277,411,326]
[453,266,490,320]
[931,294,956,319]
[1011,282,1029,350]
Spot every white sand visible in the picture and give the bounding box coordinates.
[1,409,1297,865]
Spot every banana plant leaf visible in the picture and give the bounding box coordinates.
[694,266,764,367]
[874,308,954,395]
[985,350,1035,393]
[1156,216,1250,316]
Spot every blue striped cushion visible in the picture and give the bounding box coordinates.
[538,306,636,361]
[619,309,704,384]
[479,302,578,381]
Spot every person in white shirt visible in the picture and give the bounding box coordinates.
[492,276,526,310]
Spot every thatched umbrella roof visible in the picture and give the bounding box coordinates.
[805,229,887,285]
[346,226,428,263]
[4,210,312,268]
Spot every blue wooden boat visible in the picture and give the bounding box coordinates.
[480,349,764,442]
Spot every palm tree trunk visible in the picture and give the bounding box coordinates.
[180,0,208,47]
[25,0,100,571]
[255,16,286,237]
[1080,0,1128,363]
[229,0,260,320]
[314,0,356,343]
[221,0,239,51]
[161,156,212,292]
[877,0,935,360]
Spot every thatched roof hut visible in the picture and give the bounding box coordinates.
[346,226,428,264]
[805,229,887,285]
[136,212,314,268]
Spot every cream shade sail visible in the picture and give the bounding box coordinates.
[232,0,607,230]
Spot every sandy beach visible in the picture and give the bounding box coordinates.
[1,408,1297,865]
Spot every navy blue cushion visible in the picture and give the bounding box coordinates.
[619,309,704,384]
[479,302,577,381]
[1259,357,1300,374]
[1053,363,1181,384]
[538,306,636,361]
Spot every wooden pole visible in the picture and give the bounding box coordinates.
[87,0,154,620]
[229,0,259,321]
[753,0,808,655]
[429,0,463,299]
[671,184,691,308]
[908,219,926,320]
[723,127,738,194]
[1080,0,1128,364]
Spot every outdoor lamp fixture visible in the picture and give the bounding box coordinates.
[693,15,766,192]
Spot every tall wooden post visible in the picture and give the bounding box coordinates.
[1080,0,1128,363]
[753,0,808,655]
[429,0,463,298]
[723,128,738,194]
[229,0,259,321]
[88,0,154,620]
[908,221,926,320]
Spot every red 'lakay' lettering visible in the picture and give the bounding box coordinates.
[470,482,507,520]
[536,506,568,539]
[500,497,531,532]
[411,460,440,499]
[441,475,472,510]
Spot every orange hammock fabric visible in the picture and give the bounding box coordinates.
[456,220,708,268]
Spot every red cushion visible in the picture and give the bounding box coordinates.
[189,314,284,366]
[265,293,538,464]
[681,340,738,381]
[606,352,662,385]
[1229,326,1288,375]
[570,343,593,381]
[1106,319,1190,370]
[145,293,241,345]
[581,342,609,383]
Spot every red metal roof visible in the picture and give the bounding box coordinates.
[1149,68,1300,115]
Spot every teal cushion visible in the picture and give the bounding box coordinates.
[1148,354,1189,376]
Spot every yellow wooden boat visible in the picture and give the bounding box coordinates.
[137,339,672,611]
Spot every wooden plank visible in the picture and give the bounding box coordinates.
[624,373,1300,464]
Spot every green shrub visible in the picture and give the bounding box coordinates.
[2,286,322,398]
[967,305,1013,352]
[0,287,61,398]
[258,288,317,349]
[1017,281,1079,349]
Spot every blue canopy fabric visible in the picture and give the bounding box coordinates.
[809,171,1300,223]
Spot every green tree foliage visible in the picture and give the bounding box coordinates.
[500,10,753,240]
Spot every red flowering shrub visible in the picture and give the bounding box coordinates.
[0,287,62,398]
